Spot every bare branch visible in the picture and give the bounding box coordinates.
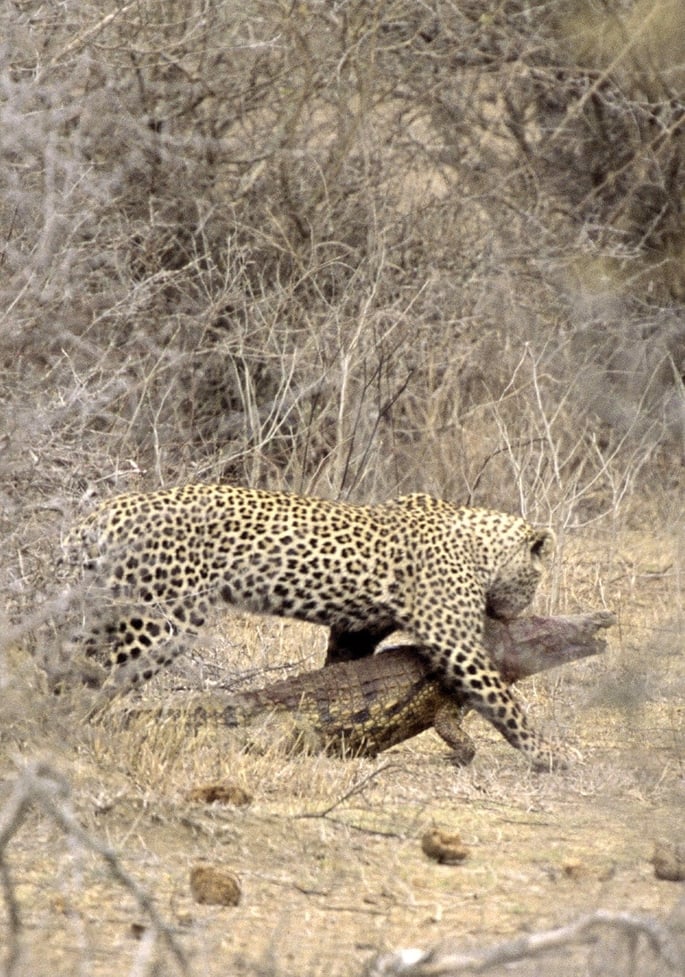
[0,762,189,976]
[367,909,682,976]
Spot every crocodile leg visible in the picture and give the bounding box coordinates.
[433,702,476,766]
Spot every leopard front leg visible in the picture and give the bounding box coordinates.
[405,576,566,770]
[442,649,565,771]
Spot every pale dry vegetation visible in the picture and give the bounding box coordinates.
[0,1,684,976]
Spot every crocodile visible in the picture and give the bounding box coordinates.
[127,612,613,760]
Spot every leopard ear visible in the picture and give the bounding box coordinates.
[530,528,555,559]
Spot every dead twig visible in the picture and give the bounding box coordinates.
[296,760,399,820]
[0,761,189,976]
[366,909,682,976]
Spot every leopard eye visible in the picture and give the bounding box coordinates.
[531,537,545,556]
[530,529,555,557]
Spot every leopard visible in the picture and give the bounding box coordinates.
[60,483,561,769]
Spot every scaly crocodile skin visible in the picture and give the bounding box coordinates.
[126,613,612,761]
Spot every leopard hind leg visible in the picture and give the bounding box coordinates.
[56,597,207,696]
